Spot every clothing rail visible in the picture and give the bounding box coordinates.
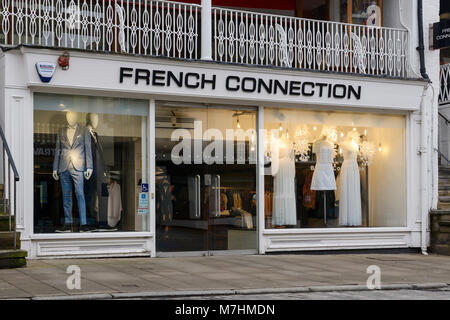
[0,124,20,250]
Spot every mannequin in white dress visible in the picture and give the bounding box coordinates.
[311,136,336,191]
[272,135,297,227]
[338,133,362,226]
[311,135,336,225]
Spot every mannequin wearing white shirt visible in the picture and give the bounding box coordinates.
[52,111,93,181]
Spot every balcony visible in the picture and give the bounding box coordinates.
[0,0,411,79]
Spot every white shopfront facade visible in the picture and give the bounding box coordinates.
[0,46,429,259]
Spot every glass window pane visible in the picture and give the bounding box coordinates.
[33,93,149,233]
[264,108,406,229]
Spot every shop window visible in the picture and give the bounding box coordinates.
[339,0,383,26]
[33,93,149,233]
[264,108,406,229]
[296,0,382,26]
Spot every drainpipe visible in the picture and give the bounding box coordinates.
[417,0,431,255]
[201,0,212,60]
[417,0,430,81]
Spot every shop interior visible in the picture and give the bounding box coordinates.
[155,104,257,253]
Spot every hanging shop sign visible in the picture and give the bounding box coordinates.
[119,67,362,101]
[432,20,450,50]
[35,62,56,83]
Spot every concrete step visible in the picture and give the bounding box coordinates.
[0,250,27,269]
[439,166,450,174]
[0,231,20,250]
[437,202,450,210]
[0,214,13,232]
[439,190,450,196]
[438,184,450,190]
[439,196,450,203]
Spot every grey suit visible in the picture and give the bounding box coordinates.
[53,124,93,226]
[53,125,93,173]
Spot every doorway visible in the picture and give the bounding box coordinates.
[155,104,258,255]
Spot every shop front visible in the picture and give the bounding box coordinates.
[1,47,426,258]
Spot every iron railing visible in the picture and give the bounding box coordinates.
[0,124,19,250]
[439,64,450,106]
[0,0,201,59]
[0,1,413,78]
[212,7,410,78]
[438,112,450,166]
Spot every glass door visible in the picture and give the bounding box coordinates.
[155,104,257,254]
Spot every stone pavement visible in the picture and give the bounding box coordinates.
[0,253,450,299]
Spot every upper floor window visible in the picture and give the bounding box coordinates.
[296,0,383,26]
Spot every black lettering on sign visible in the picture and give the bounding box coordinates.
[226,76,240,91]
[185,73,200,88]
[152,70,166,86]
[167,71,183,87]
[242,77,257,93]
[258,79,273,94]
[119,67,133,83]
[348,85,362,100]
[333,84,347,99]
[274,80,288,95]
[135,69,150,85]
[289,81,301,96]
[302,82,315,96]
[201,74,216,89]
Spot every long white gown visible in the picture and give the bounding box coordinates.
[311,140,337,191]
[272,140,297,226]
[338,141,362,226]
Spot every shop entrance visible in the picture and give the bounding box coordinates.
[155,104,258,255]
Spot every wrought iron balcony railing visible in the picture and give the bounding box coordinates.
[212,7,410,78]
[0,0,412,79]
[0,0,201,59]
[440,64,450,106]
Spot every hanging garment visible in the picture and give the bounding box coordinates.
[107,180,122,228]
[311,140,337,191]
[220,192,228,212]
[338,141,362,226]
[157,180,174,224]
[85,129,108,225]
[302,171,316,209]
[272,140,297,226]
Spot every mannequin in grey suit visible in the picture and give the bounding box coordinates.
[53,111,93,231]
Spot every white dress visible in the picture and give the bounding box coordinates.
[272,141,297,226]
[311,140,336,191]
[338,141,362,226]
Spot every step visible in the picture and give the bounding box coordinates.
[439,196,450,203]
[0,250,27,269]
[0,214,14,232]
[438,206,450,211]
[439,190,450,196]
[439,166,450,174]
[431,209,450,215]
[438,184,450,190]
[0,231,20,250]
[439,221,450,227]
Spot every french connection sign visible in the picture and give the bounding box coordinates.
[119,67,362,101]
